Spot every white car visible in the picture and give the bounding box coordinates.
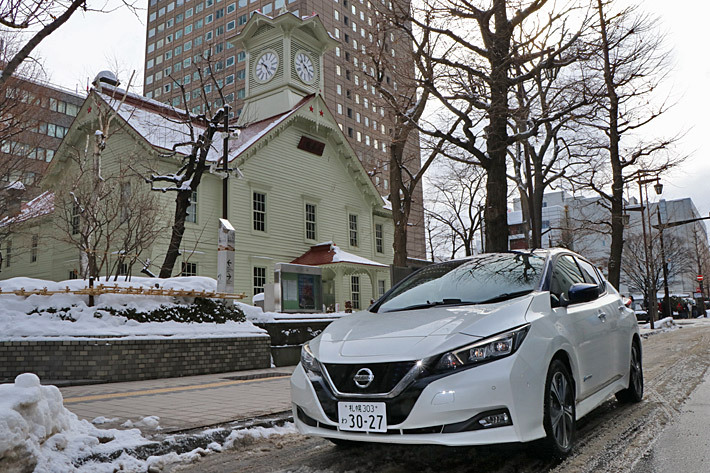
[290,250,643,457]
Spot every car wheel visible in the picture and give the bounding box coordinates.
[616,340,643,403]
[541,360,576,458]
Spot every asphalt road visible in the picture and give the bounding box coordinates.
[167,323,710,473]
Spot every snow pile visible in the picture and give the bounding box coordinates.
[0,276,267,340]
[642,316,675,330]
[0,374,299,472]
[0,373,150,472]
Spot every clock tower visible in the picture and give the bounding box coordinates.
[229,12,338,125]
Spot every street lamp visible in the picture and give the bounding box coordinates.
[633,173,663,329]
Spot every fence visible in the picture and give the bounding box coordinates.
[0,284,246,299]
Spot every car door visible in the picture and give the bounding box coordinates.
[550,254,613,399]
[575,257,625,381]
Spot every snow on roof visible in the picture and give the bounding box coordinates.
[0,191,54,227]
[291,242,387,267]
[96,84,314,163]
[382,196,392,210]
[5,181,25,191]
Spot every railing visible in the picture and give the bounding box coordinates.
[0,284,246,300]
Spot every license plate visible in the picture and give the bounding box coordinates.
[338,402,387,432]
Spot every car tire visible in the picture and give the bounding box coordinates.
[615,340,643,403]
[540,360,576,458]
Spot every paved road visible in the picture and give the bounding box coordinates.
[166,323,710,473]
[631,368,710,473]
[61,366,295,433]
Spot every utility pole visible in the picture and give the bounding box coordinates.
[222,104,230,220]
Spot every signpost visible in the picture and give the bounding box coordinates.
[217,218,235,295]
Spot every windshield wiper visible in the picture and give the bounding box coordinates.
[476,290,534,305]
[386,298,466,312]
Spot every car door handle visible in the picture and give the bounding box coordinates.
[618,305,625,312]
[598,312,607,321]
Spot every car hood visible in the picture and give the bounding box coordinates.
[313,294,535,363]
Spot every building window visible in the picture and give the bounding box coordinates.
[117,262,129,276]
[5,240,11,267]
[351,275,360,310]
[186,190,197,223]
[349,213,358,247]
[69,270,78,280]
[71,202,80,235]
[378,279,386,298]
[181,262,197,276]
[253,266,266,295]
[253,191,266,231]
[30,235,38,263]
[375,223,383,253]
[305,203,316,240]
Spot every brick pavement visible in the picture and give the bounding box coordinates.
[59,366,296,433]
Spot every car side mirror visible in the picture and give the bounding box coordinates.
[567,283,600,305]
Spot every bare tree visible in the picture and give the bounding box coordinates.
[364,5,457,267]
[508,20,596,249]
[51,87,164,282]
[395,0,586,253]
[0,39,53,240]
[573,1,682,289]
[621,231,690,311]
[0,1,138,88]
[145,54,235,278]
[426,160,486,258]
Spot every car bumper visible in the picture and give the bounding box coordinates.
[290,351,547,446]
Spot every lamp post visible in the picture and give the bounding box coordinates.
[635,173,663,329]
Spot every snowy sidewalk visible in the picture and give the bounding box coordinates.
[59,366,296,433]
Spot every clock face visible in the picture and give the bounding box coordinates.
[255,51,278,82]
[294,52,315,83]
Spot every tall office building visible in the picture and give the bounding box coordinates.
[143,0,425,259]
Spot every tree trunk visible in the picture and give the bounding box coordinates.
[484,4,512,253]
[597,0,623,288]
[390,133,410,267]
[160,190,191,278]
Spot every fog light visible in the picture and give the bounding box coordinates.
[478,412,511,428]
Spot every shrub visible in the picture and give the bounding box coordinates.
[98,298,246,324]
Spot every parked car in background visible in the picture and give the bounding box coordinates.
[632,302,649,323]
[291,249,643,458]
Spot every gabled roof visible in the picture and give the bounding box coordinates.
[291,242,387,267]
[90,83,315,164]
[0,191,54,227]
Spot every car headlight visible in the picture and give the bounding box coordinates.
[301,342,321,374]
[434,324,531,371]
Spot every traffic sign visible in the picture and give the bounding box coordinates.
[698,275,704,282]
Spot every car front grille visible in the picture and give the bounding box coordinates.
[323,361,418,395]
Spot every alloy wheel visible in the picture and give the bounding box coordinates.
[549,371,574,450]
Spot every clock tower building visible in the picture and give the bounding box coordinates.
[230,13,337,125]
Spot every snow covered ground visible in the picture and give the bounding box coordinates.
[0,276,343,340]
[0,373,297,472]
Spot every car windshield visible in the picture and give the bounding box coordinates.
[374,253,546,313]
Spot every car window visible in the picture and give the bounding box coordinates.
[374,253,546,313]
[550,255,585,302]
[576,258,605,292]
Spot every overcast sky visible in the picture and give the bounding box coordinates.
[33,0,710,217]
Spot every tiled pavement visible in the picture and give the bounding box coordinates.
[58,366,296,433]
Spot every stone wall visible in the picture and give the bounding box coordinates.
[0,335,271,386]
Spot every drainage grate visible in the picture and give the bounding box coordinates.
[221,372,291,381]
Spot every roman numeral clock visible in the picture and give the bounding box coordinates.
[230,13,338,124]
[294,51,315,84]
